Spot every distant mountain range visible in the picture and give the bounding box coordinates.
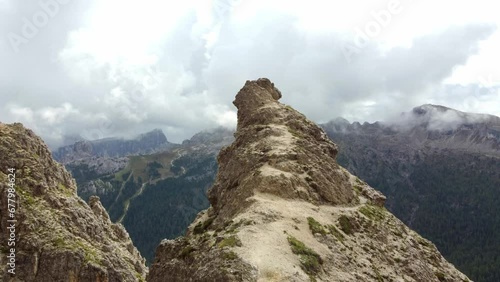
[326,104,499,155]
[53,128,176,163]
[322,104,500,281]
[53,127,234,264]
[53,104,500,281]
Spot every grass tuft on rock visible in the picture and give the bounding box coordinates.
[218,235,242,248]
[435,271,446,281]
[338,215,354,235]
[193,217,214,235]
[179,246,195,259]
[307,217,327,235]
[359,205,386,222]
[287,235,323,276]
[326,225,345,241]
[223,251,239,260]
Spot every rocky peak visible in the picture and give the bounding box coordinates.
[181,127,235,150]
[148,79,468,282]
[135,129,168,145]
[406,104,500,130]
[412,104,451,115]
[233,78,282,128]
[323,104,500,156]
[208,78,358,227]
[53,129,173,164]
[0,123,147,281]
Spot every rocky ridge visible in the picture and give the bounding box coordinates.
[324,104,500,157]
[147,78,469,281]
[53,129,174,164]
[0,123,147,281]
[182,127,235,153]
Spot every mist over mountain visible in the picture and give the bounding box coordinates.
[328,104,500,155]
[391,104,500,133]
[322,104,500,281]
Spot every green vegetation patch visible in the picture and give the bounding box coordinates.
[127,152,176,181]
[435,271,446,281]
[52,236,102,266]
[18,187,36,206]
[222,251,239,260]
[116,169,131,181]
[227,220,242,233]
[57,183,73,197]
[226,218,254,233]
[135,272,146,282]
[307,217,327,235]
[359,205,386,222]
[338,215,354,235]
[193,217,214,235]
[218,235,242,248]
[326,225,345,242]
[354,186,362,196]
[287,235,323,276]
[288,127,303,138]
[355,177,364,185]
[179,246,195,259]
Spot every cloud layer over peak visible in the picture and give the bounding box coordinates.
[1,0,499,148]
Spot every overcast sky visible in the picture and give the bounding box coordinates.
[1,0,499,148]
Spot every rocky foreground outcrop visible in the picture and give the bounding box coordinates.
[0,123,147,281]
[148,78,470,282]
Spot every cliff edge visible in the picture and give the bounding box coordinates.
[0,123,147,281]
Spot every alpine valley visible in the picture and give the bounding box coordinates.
[52,126,234,266]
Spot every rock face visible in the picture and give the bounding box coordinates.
[53,129,174,164]
[181,127,235,153]
[208,78,359,227]
[0,123,147,281]
[148,79,470,282]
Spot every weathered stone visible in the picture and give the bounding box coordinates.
[208,78,357,226]
[0,123,147,281]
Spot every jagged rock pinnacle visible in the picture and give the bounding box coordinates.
[208,78,362,226]
[233,78,282,129]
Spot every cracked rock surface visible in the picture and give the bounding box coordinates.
[0,123,147,282]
